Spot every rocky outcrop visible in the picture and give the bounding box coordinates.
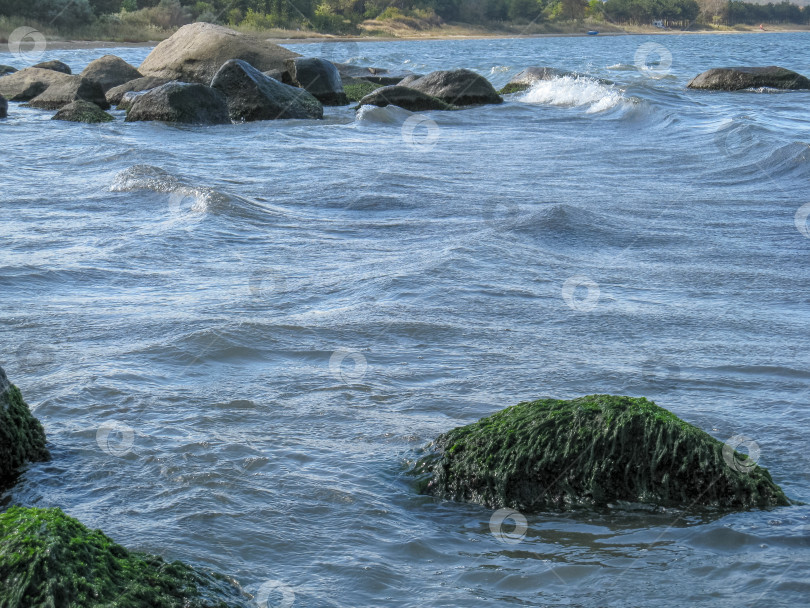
[139,22,298,84]
[687,66,810,91]
[404,69,502,106]
[284,57,348,106]
[0,366,49,485]
[211,59,323,121]
[0,65,17,77]
[52,100,114,123]
[0,95,6,118]
[0,507,252,607]
[27,76,108,110]
[106,76,171,106]
[343,78,383,102]
[334,63,414,86]
[412,395,791,511]
[357,85,455,112]
[80,54,142,92]
[32,59,71,74]
[125,81,230,125]
[0,67,74,101]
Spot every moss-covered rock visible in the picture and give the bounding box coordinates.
[412,395,790,511]
[0,507,252,608]
[52,100,114,123]
[0,366,49,486]
[343,79,383,102]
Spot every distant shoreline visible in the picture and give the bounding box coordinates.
[35,24,810,52]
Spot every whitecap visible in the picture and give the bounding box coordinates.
[518,75,628,113]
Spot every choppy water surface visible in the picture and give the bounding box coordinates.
[2,32,810,607]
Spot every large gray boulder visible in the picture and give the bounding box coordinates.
[27,76,108,110]
[357,85,455,112]
[32,59,71,74]
[0,67,74,101]
[211,59,322,121]
[80,55,142,93]
[52,100,114,123]
[0,95,6,118]
[139,22,299,84]
[404,69,502,106]
[687,66,810,91]
[106,76,171,106]
[284,57,348,106]
[0,365,49,485]
[125,81,230,124]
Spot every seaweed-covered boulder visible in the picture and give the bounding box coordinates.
[412,395,790,511]
[357,85,455,112]
[0,507,252,607]
[0,65,17,77]
[139,22,298,84]
[211,59,323,121]
[0,366,49,485]
[52,100,114,123]
[343,78,383,102]
[687,66,810,91]
[404,69,502,106]
[32,59,71,74]
[106,76,171,106]
[27,76,109,110]
[80,54,142,93]
[126,81,230,125]
[0,67,74,101]
[0,95,6,119]
[284,57,348,106]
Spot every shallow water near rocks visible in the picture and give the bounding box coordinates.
[2,33,810,607]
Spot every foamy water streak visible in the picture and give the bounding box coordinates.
[519,75,629,113]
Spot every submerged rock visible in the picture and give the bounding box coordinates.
[357,85,455,112]
[404,69,502,106]
[27,76,109,110]
[80,54,143,93]
[139,22,298,84]
[284,57,348,106]
[106,76,171,106]
[687,66,810,91]
[0,507,252,607]
[126,81,230,125]
[0,95,6,118]
[334,63,413,86]
[211,59,322,121]
[412,395,790,511]
[0,366,49,485]
[31,59,71,74]
[0,65,17,77]
[0,67,74,101]
[52,100,114,123]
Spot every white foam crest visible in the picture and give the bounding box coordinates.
[355,104,414,124]
[519,75,627,113]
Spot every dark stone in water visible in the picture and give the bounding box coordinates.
[687,66,810,91]
[27,76,109,110]
[0,65,17,77]
[403,69,502,106]
[211,59,323,121]
[31,59,71,74]
[126,81,230,125]
[52,100,114,123]
[0,95,6,118]
[357,85,456,112]
[106,76,171,106]
[80,54,143,93]
[334,62,415,86]
[412,395,791,511]
[0,507,253,607]
[284,57,348,106]
[0,365,49,486]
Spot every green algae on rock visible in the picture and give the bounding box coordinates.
[0,507,252,608]
[412,395,790,511]
[343,79,383,102]
[0,366,49,485]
